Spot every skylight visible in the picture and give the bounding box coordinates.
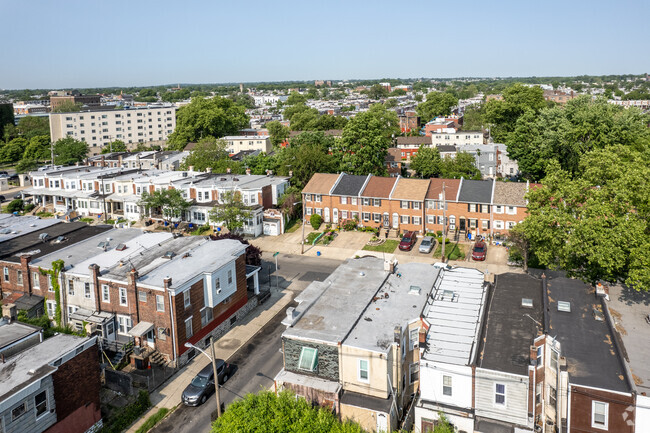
[558,301,571,313]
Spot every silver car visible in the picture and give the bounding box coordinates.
[419,236,435,254]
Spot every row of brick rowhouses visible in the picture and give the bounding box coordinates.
[302,173,531,239]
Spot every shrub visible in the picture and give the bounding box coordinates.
[24,203,35,212]
[310,214,322,230]
[436,236,451,245]
[102,390,151,433]
[436,230,443,236]
[342,219,357,231]
[7,199,23,213]
[135,407,169,433]
[80,217,94,223]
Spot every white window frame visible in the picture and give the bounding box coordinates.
[358,359,369,383]
[34,389,48,419]
[298,347,318,371]
[592,401,608,429]
[228,270,233,284]
[68,279,74,295]
[117,314,132,334]
[119,287,128,306]
[409,362,419,384]
[443,375,452,396]
[494,383,506,407]
[84,282,91,299]
[340,196,347,204]
[200,307,213,327]
[184,290,191,308]
[46,300,56,318]
[102,285,109,303]
[138,290,147,303]
[506,206,517,215]
[185,316,193,338]
[33,272,40,288]
[409,328,419,350]
[537,345,544,368]
[156,295,165,312]
[3,267,8,282]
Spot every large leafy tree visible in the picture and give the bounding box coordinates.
[335,104,399,176]
[410,146,441,178]
[17,116,50,140]
[416,92,458,123]
[52,101,82,113]
[211,390,367,433]
[101,140,127,153]
[439,152,481,179]
[22,135,51,161]
[138,189,191,222]
[167,96,250,149]
[0,137,28,163]
[53,137,88,165]
[209,191,252,234]
[483,83,546,143]
[0,103,14,138]
[180,136,240,173]
[266,120,290,147]
[507,97,650,180]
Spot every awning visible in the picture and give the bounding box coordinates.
[128,321,154,337]
[246,265,261,278]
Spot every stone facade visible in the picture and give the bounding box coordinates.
[283,338,340,382]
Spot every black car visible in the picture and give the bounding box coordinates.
[181,360,232,406]
[0,195,5,203]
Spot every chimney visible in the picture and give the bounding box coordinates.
[245,168,251,176]
[101,156,106,167]
[2,304,17,322]
[163,276,173,290]
[20,255,32,295]
[89,264,101,312]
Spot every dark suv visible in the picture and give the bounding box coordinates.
[181,360,232,406]
[399,231,417,251]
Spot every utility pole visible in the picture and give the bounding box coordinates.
[100,175,108,223]
[301,196,306,254]
[441,182,447,262]
[50,141,55,168]
[210,336,222,418]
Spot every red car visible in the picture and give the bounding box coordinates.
[472,241,487,261]
[399,231,417,251]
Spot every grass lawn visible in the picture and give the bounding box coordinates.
[36,211,54,218]
[285,219,301,233]
[433,243,467,260]
[135,407,169,433]
[306,232,321,244]
[363,239,399,253]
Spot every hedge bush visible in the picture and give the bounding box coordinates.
[310,214,322,230]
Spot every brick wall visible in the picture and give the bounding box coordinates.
[49,343,102,433]
[283,338,339,382]
[261,185,273,209]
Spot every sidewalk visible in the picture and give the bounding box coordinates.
[126,289,294,433]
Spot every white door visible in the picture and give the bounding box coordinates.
[146,330,155,348]
[377,413,387,433]
[324,207,330,223]
[392,213,399,229]
[333,208,338,224]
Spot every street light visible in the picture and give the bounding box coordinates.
[184,338,222,417]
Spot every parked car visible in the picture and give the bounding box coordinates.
[419,236,434,254]
[13,194,22,200]
[472,241,487,261]
[0,195,5,202]
[181,360,232,406]
[399,231,417,251]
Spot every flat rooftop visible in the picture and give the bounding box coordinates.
[423,267,487,366]
[0,334,90,404]
[478,273,542,375]
[0,214,61,244]
[607,285,650,394]
[345,263,439,353]
[547,276,629,393]
[283,257,389,345]
[0,322,41,350]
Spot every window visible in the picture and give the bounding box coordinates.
[592,401,608,429]
[494,383,506,406]
[506,206,516,215]
[536,382,542,404]
[350,197,357,205]
[340,196,347,204]
[373,199,381,207]
[306,207,312,216]
[156,295,164,312]
[401,200,409,209]
[33,272,40,288]
[201,307,213,327]
[119,287,128,306]
[185,317,193,338]
[68,305,78,316]
[117,315,132,334]
[228,270,233,284]
[409,363,419,384]
[427,215,434,224]
[46,300,56,318]
[362,198,370,206]
[298,347,318,371]
[401,215,410,224]
[413,216,421,225]
[84,282,91,298]
[549,385,557,407]
[11,402,26,421]
[358,359,369,382]
[362,212,370,221]
[468,203,477,212]
[482,220,489,230]
[139,290,147,302]
[443,375,452,396]
[409,328,419,350]
[35,390,48,417]
[102,285,109,302]
[551,349,559,369]
[373,213,380,223]
[494,220,504,229]
[412,202,421,210]
[17,270,23,285]
[536,345,544,367]
[184,290,191,308]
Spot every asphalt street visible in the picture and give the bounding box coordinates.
[151,253,342,433]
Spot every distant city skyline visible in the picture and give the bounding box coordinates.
[1,0,649,89]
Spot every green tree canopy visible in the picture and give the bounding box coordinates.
[416,92,458,123]
[17,116,50,140]
[0,137,28,163]
[138,189,191,222]
[366,84,389,99]
[439,152,481,179]
[209,191,252,234]
[181,136,240,173]
[483,83,546,143]
[53,137,88,165]
[410,146,441,178]
[266,121,291,147]
[286,92,307,105]
[167,96,250,149]
[101,140,127,153]
[52,101,82,113]
[22,135,50,161]
[335,104,399,176]
[211,390,367,433]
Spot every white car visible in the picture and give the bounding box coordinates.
[419,236,434,254]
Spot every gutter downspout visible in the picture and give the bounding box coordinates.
[165,277,177,365]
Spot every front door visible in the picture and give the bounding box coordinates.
[145,330,155,348]
[383,213,390,228]
[333,208,338,224]
[377,413,387,433]
[324,207,330,223]
[459,218,466,231]
[392,213,399,229]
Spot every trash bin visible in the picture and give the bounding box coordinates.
[317,251,321,256]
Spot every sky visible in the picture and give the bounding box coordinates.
[1,0,649,89]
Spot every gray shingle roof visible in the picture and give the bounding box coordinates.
[457,179,493,203]
[331,174,369,196]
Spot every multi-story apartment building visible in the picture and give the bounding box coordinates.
[303,174,531,239]
[49,93,101,111]
[275,257,440,432]
[49,105,176,155]
[222,135,272,155]
[395,136,432,161]
[431,130,484,147]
